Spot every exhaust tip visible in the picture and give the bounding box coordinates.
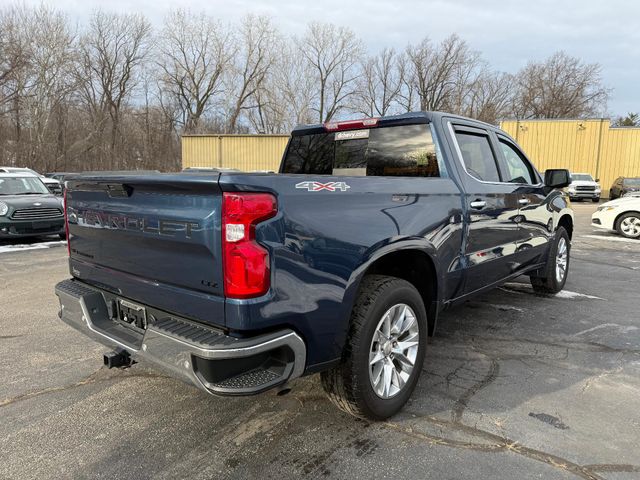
[276,385,292,396]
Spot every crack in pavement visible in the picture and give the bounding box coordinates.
[451,356,499,423]
[437,333,640,356]
[383,415,610,480]
[0,368,169,408]
[387,340,639,480]
[584,464,640,473]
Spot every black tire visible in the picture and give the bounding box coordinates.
[530,227,570,294]
[591,198,600,203]
[320,275,427,420]
[615,212,640,239]
[59,233,67,240]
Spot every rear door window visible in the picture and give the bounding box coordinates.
[281,124,444,178]
[454,130,501,183]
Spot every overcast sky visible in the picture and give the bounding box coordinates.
[9,0,640,116]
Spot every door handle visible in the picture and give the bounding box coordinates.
[518,198,530,205]
[470,200,486,210]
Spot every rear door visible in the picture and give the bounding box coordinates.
[66,173,226,327]
[445,121,522,294]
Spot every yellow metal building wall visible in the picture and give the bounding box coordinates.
[182,135,289,172]
[500,119,640,197]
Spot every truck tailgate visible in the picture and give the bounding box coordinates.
[66,173,225,327]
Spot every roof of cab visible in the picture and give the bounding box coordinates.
[291,111,499,136]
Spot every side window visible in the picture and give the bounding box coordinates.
[497,138,537,184]
[454,130,501,182]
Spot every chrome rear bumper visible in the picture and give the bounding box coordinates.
[55,279,306,395]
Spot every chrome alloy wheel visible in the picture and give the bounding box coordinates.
[555,237,568,283]
[369,303,420,399]
[620,216,640,238]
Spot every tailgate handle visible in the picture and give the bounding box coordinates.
[107,184,132,198]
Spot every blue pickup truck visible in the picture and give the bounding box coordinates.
[55,112,573,419]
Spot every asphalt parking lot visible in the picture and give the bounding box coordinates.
[1,202,639,480]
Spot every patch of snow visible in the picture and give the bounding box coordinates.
[0,240,66,254]
[574,323,638,336]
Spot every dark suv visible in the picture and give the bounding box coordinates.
[609,177,640,199]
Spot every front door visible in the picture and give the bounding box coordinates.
[495,134,553,268]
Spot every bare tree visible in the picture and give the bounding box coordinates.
[20,6,77,171]
[158,9,233,132]
[396,52,419,113]
[0,7,27,116]
[76,11,151,159]
[225,15,277,133]
[247,39,316,134]
[512,51,609,119]
[353,48,403,117]
[406,34,477,112]
[0,7,618,173]
[464,71,513,124]
[298,22,364,123]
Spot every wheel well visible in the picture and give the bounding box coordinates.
[362,250,438,335]
[615,210,640,229]
[558,214,573,239]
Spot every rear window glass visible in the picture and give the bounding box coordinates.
[281,124,443,177]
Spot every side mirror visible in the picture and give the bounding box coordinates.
[544,169,571,189]
[595,178,600,183]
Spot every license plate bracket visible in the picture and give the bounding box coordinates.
[116,299,148,332]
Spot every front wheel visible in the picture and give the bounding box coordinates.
[592,198,600,203]
[321,275,427,420]
[530,227,570,294]
[616,212,640,239]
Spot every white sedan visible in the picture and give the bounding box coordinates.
[592,195,640,239]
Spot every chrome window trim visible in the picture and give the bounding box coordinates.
[447,121,544,188]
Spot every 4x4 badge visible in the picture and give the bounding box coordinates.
[295,181,350,192]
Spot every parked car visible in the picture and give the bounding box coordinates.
[592,196,640,239]
[54,111,573,420]
[609,176,640,199]
[0,173,66,239]
[567,172,601,202]
[45,172,75,183]
[0,167,63,195]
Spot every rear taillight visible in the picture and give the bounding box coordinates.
[222,192,277,299]
[63,188,70,256]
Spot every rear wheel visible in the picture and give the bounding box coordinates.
[321,275,427,420]
[530,227,570,294]
[616,212,640,239]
